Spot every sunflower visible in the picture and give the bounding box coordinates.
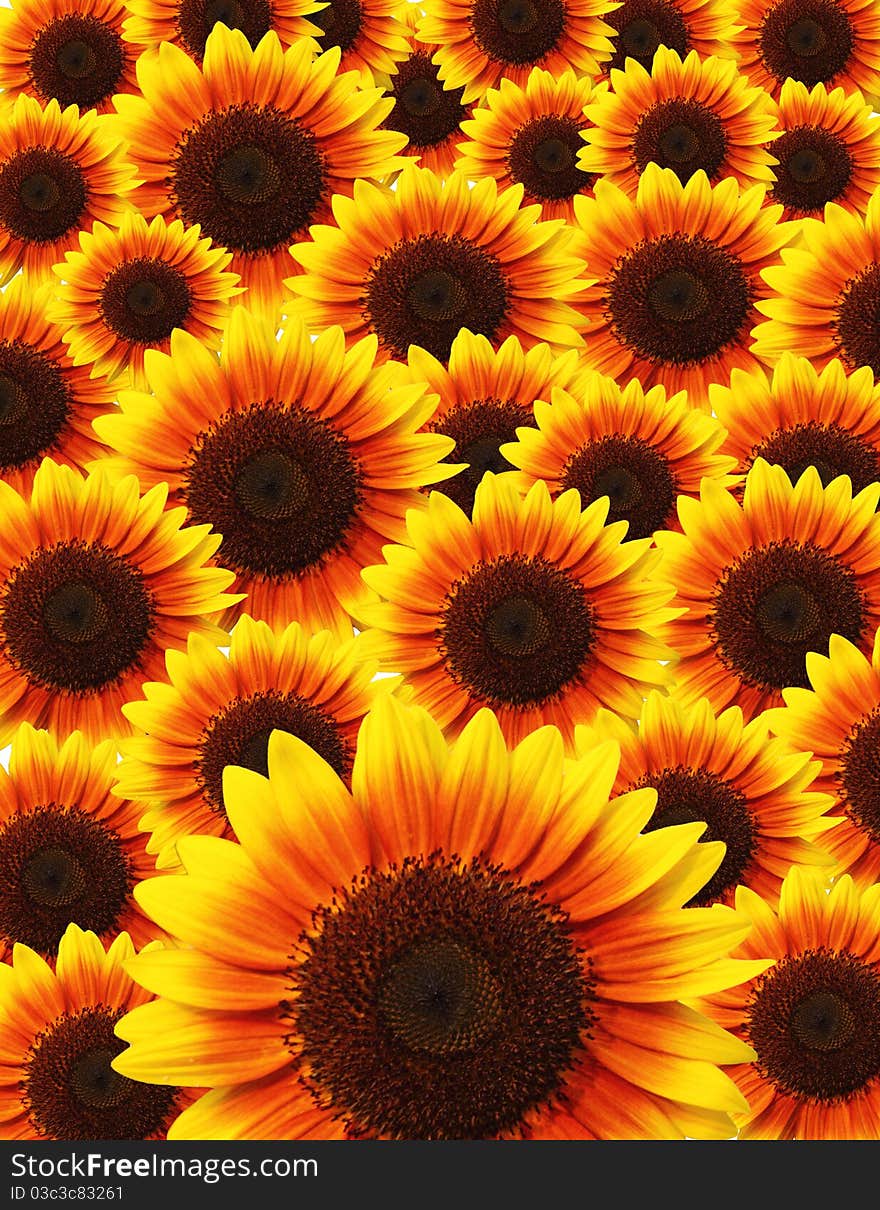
[502,375,738,541]
[113,697,768,1140]
[309,0,410,85]
[122,0,322,62]
[116,616,388,870]
[576,691,836,910]
[0,93,136,286]
[406,328,588,517]
[0,925,193,1140]
[0,459,239,746]
[92,308,454,638]
[112,27,407,316]
[454,69,600,223]
[0,724,164,962]
[0,0,138,114]
[767,81,880,220]
[712,354,880,495]
[601,0,742,74]
[730,0,880,102]
[571,165,794,410]
[51,213,242,390]
[287,167,586,366]
[418,0,615,105]
[697,868,880,1139]
[657,458,880,722]
[579,49,780,198]
[0,274,115,496]
[753,192,880,377]
[769,631,880,888]
[358,473,676,746]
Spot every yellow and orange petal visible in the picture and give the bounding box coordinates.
[600,0,744,76]
[502,374,738,540]
[287,166,587,366]
[51,212,242,390]
[580,49,780,198]
[310,0,411,86]
[116,616,389,868]
[571,165,795,410]
[113,696,766,1139]
[0,93,136,285]
[122,0,322,62]
[92,307,454,638]
[0,274,115,495]
[0,458,240,745]
[358,472,677,746]
[656,458,880,721]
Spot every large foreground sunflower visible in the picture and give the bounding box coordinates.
[288,167,586,366]
[572,166,794,409]
[93,308,454,638]
[0,0,138,113]
[601,0,742,73]
[0,459,239,745]
[770,631,880,888]
[768,81,880,220]
[0,93,135,285]
[0,925,192,1139]
[502,375,737,540]
[112,26,406,315]
[122,0,322,62]
[418,0,616,104]
[657,459,880,720]
[580,49,779,197]
[698,869,880,1139]
[0,724,163,961]
[116,617,386,868]
[753,191,880,376]
[359,473,676,745]
[576,692,836,909]
[0,274,115,495]
[712,354,880,493]
[406,328,588,517]
[52,212,242,390]
[455,69,601,222]
[114,697,767,1140]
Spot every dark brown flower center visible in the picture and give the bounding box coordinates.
[769,125,853,213]
[28,14,126,109]
[469,0,566,65]
[834,263,880,377]
[632,98,727,184]
[759,0,854,86]
[0,539,156,694]
[384,52,468,149]
[0,147,87,244]
[606,0,689,71]
[286,854,593,1139]
[0,339,72,473]
[507,115,593,202]
[428,398,535,516]
[711,539,866,694]
[99,257,193,345]
[561,433,677,539]
[312,0,363,53]
[838,707,880,844]
[751,422,880,493]
[176,0,273,60]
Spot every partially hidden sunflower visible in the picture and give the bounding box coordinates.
[753,191,880,377]
[656,458,880,721]
[92,307,455,638]
[767,80,880,220]
[0,925,194,1140]
[579,48,780,198]
[359,472,676,746]
[51,213,242,390]
[287,166,587,366]
[0,274,115,496]
[417,0,616,104]
[0,458,240,745]
[406,327,588,518]
[0,0,138,113]
[116,616,387,869]
[0,724,164,962]
[712,353,880,494]
[576,691,836,910]
[0,93,136,286]
[122,0,322,62]
[600,0,743,74]
[769,630,880,888]
[455,68,602,222]
[112,26,407,315]
[501,375,738,541]
[697,869,880,1139]
[730,0,880,102]
[113,697,768,1140]
[571,165,794,409]
[309,0,411,85]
